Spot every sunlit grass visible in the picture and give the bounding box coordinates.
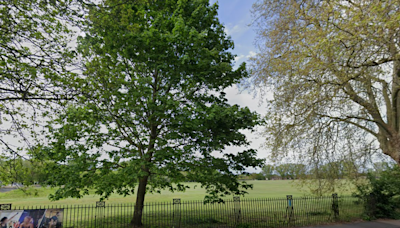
[0,180,356,207]
[0,180,363,228]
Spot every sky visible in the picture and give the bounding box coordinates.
[210,0,270,169]
[214,0,258,67]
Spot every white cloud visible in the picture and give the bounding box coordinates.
[224,85,266,114]
[221,85,271,167]
[234,54,245,62]
[233,50,258,70]
[225,24,250,37]
[246,51,256,58]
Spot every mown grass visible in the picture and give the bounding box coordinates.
[16,196,360,228]
[0,180,317,207]
[1,181,362,228]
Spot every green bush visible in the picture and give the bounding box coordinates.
[353,165,400,219]
[236,223,251,228]
[184,217,220,225]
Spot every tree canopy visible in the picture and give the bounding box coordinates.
[0,0,80,156]
[36,0,263,226]
[0,155,47,187]
[261,164,275,179]
[250,1,400,169]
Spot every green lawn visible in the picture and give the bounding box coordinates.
[0,180,362,228]
[0,180,353,207]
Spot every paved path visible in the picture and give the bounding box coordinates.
[303,219,400,228]
[0,187,17,193]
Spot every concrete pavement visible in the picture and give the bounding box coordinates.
[303,219,400,228]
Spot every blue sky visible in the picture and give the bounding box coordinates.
[210,0,270,169]
[213,0,258,68]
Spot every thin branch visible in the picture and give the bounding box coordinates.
[317,113,378,137]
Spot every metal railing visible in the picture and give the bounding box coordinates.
[1,194,364,228]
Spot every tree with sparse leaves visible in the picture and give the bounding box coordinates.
[250,1,400,170]
[261,164,275,180]
[36,0,263,226]
[275,164,289,179]
[0,0,82,156]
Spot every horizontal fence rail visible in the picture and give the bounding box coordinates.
[0,195,364,228]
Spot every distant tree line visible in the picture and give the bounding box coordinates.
[0,157,47,188]
[239,163,306,180]
[240,161,396,181]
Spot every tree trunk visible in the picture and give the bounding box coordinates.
[131,175,149,227]
[378,130,400,166]
[388,139,400,166]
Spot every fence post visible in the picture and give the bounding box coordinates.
[286,195,294,225]
[96,201,105,228]
[173,198,181,228]
[233,196,241,225]
[332,193,339,220]
[0,204,12,210]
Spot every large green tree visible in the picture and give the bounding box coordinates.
[37,0,262,226]
[250,1,400,168]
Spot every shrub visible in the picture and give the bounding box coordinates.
[236,223,251,228]
[353,165,400,219]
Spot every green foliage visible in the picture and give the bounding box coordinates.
[0,156,48,187]
[35,0,262,224]
[9,187,39,197]
[261,163,308,180]
[274,164,288,179]
[296,160,363,196]
[306,211,330,216]
[353,165,400,219]
[261,164,274,180]
[255,173,265,180]
[184,217,220,225]
[371,161,395,174]
[236,223,251,228]
[269,163,307,180]
[243,173,265,180]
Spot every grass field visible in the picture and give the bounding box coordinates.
[0,180,354,207]
[0,180,362,228]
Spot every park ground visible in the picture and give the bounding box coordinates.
[0,180,354,207]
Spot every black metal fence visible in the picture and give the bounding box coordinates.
[1,195,364,228]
